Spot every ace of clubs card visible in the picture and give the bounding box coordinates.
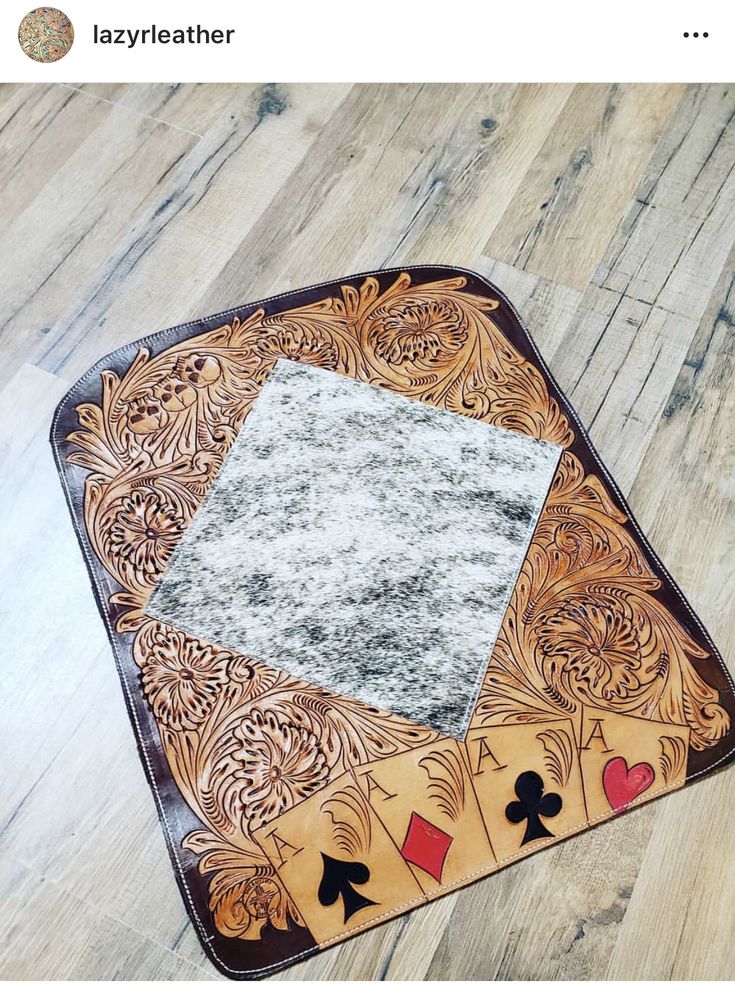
[467,719,587,861]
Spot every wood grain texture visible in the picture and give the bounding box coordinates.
[484,83,685,291]
[0,81,733,981]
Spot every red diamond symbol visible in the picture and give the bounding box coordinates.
[400,811,453,883]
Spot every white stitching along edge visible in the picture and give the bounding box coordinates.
[50,264,735,978]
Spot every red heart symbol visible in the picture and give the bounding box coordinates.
[602,756,655,812]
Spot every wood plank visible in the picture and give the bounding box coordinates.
[0,100,198,390]
[0,85,113,226]
[485,83,683,290]
[0,855,218,980]
[30,83,350,386]
[605,254,735,981]
[194,83,574,308]
[281,916,411,981]
[0,365,103,815]
[548,84,735,490]
[624,250,735,624]
[67,82,274,135]
[0,83,350,390]
[0,659,212,971]
[39,85,349,377]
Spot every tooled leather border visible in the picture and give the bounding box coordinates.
[50,265,735,979]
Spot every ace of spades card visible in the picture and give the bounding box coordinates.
[352,737,495,894]
[467,719,587,861]
[254,770,425,944]
[578,707,690,817]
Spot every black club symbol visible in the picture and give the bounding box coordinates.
[505,771,563,845]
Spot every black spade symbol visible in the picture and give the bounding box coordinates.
[317,852,377,923]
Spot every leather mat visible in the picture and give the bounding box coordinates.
[51,266,735,978]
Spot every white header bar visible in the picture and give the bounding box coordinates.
[2,0,732,82]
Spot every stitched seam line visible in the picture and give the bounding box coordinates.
[49,263,735,978]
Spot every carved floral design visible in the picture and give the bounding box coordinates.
[105,487,185,585]
[366,296,469,364]
[18,7,74,63]
[64,272,731,940]
[536,598,648,703]
[474,453,730,751]
[254,318,339,370]
[233,709,329,828]
[141,629,229,731]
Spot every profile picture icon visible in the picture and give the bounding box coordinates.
[18,7,74,63]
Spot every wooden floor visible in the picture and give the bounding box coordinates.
[1,83,734,981]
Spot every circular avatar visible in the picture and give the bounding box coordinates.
[18,7,74,63]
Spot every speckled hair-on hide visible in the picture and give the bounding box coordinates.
[146,359,562,737]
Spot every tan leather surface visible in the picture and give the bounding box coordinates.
[50,266,735,978]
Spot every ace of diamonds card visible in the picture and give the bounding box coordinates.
[352,736,496,894]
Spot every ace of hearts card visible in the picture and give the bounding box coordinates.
[577,707,689,817]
